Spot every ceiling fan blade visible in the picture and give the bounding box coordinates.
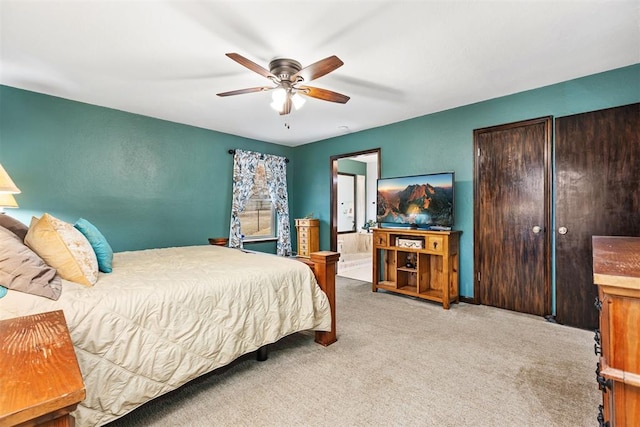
[292,55,344,82]
[225,53,275,79]
[298,86,350,104]
[217,86,272,97]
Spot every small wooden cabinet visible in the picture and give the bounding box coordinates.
[372,228,461,309]
[593,236,640,427]
[208,237,229,246]
[295,218,319,258]
[0,310,86,426]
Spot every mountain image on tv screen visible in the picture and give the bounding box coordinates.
[376,173,454,227]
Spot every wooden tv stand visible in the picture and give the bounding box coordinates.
[372,228,461,309]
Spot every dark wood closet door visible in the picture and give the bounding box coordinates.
[474,117,552,316]
[555,103,640,330]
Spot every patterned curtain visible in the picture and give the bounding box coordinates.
[228,149,260,248]
[264,154,292,256]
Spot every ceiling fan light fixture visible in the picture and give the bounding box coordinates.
[291,92,306,110]
[270,88,287,112]
[269,100,283,112]
[270,88,305,113]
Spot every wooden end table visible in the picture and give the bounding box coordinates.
[0,310,85,427]
[208,237,229,246]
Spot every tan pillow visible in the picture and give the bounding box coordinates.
[0,214,28,241]
[25,213,99,286]
[0,226,62,300]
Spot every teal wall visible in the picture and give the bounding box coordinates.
[292,64,640,298]
[0,85,293,253]
[337,158,366,175]
[1,64,638,297]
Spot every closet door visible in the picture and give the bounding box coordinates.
[474,117,552,315]
[555,103,640,330]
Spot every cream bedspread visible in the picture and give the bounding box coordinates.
[0,245,331,426]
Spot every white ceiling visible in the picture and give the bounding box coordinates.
[1,1,638,147]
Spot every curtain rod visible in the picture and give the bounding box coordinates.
[228,149,289,163]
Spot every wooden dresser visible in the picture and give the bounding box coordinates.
[295,218,319,258]
[592,236,640,426]
[0,310,85,427]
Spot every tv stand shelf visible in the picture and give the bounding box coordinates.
[372,228,461,309]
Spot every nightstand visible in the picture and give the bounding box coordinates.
[0,310,85,426]
[208,237,229,246]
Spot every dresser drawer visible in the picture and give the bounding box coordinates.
[295,218,319,227]
[374,233,388,247]
[427,236,444,253]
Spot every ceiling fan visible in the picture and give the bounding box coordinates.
[217,53,350,115]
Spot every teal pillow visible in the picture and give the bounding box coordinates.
[0,285,7,298]
[74,218,113,273]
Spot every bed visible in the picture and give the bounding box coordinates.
[0,241,338,426]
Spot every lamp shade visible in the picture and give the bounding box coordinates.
[291,93,306,110]
[0,164,21,194]
[0,193,18,208]
[270,88,287,112]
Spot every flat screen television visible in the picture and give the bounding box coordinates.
[376,172,455,230]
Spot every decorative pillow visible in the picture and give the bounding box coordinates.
[0,286,8,299]
[74,218,113,273]
[25,213,99,286]
[0,214,29,241]
[0,227,62,300]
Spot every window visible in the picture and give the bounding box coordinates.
[229,149,291,255]
[238,160,276,240]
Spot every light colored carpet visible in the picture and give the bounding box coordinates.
[108,277,600,427]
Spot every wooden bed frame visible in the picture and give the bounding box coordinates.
[255,251,340,362]
[209,239,339,346]
[256,250,340,361]
[296,251,340,346]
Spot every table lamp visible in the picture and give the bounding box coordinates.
[0,163,21,194]
[0,163,21,214]
[0,193,18,213]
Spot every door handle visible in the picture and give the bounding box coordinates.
[532,225,542,234]
[558,226,568,235]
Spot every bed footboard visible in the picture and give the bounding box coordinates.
[297,251,340,346]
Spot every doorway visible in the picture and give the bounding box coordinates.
[330,149,380,282]
[473,117,552,316]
